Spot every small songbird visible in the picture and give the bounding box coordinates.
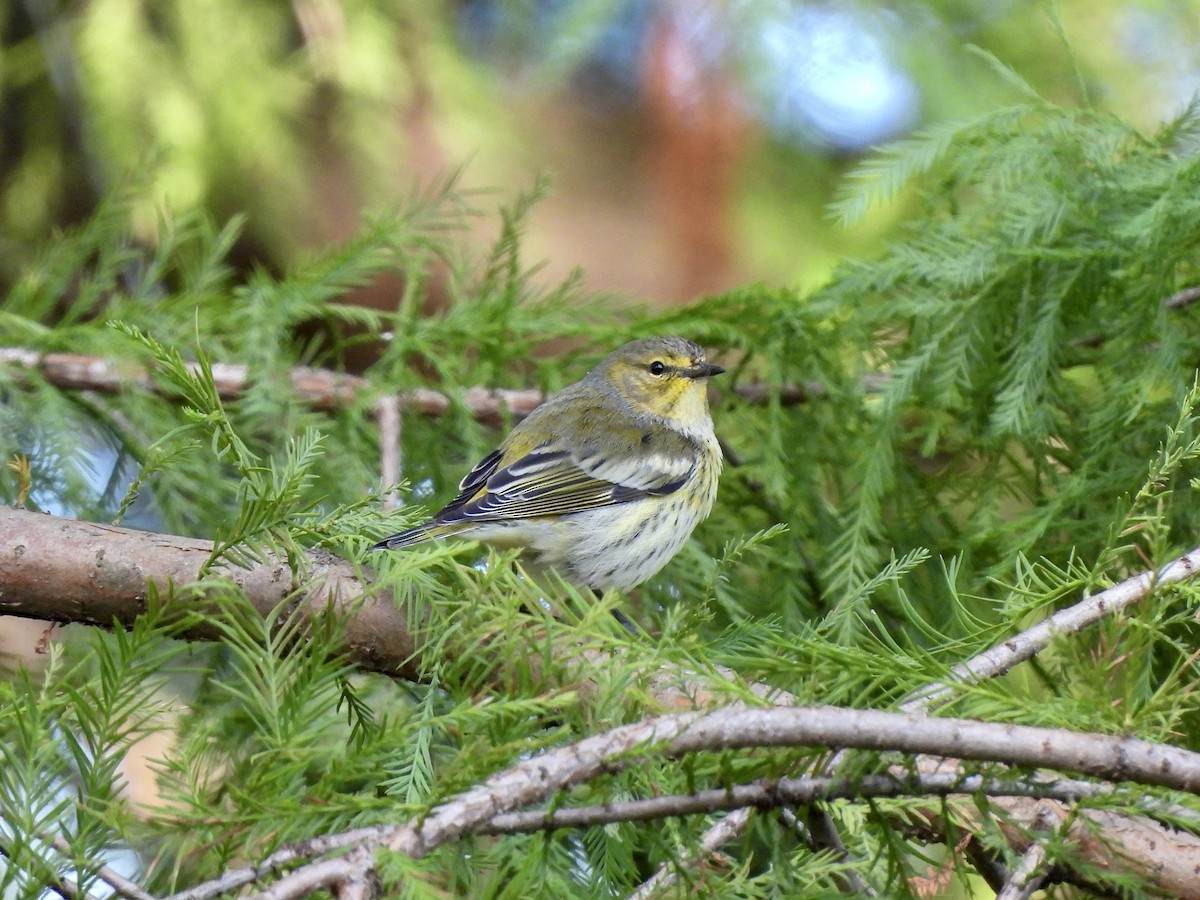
[373,336,724,592]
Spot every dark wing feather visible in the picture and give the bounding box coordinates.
[433,437,694,525]
[441,448,504,510]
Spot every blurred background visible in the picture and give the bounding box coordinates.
[3,0,1199,311]
[4,7,1200,890]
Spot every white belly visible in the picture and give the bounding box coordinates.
[466,447,719,592]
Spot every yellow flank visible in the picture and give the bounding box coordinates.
[373,336,724,592]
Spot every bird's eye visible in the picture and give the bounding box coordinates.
[649,360,667,376]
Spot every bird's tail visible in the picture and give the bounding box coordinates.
[372,521,464,551]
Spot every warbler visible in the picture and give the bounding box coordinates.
[373,336,724,592]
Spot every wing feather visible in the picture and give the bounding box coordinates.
[433,435,695,525]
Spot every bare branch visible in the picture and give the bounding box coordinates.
[995,804,1060,900]
[0,346,856,427]
[0,346,544,422]
[640,543,1200,894]
[903,545,1200,712]
[478,773,1143,836]
[0,507,785,712]
[0,506,421,682]
[1166,286,1200,309]
[250,705,1200,898]
[374,394,402,509]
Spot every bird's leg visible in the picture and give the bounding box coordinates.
[594,588,644,638]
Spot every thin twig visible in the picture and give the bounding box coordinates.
[902,545,1200,712]
[375,394,401,508]
[46,834,155,900]
[627,808,752,900]
[0,837,82,900]
[162,827,388,900]
[996,842,1049,900]
[0,345,851,424]
[475,773,1140,836]
[248,855,358,900]
[1166,286,1200,309]
[801,806,879,897]
[995,805,1061,900]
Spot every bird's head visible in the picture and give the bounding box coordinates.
[593,336,724,429]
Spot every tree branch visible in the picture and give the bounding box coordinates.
[635,543,1200,895]
[0,346,544,424]
[1166,285,1200,309]
[8,507,1200,896]
[245,705,1200,899]
[0,839,79,900]
[902,545,1200,712]
[181,773,1154,900]
[374,394,401,507]
[996,835,1050,900]
[996,802,1065,900]
[0,506,421,681]
[479,773,1147,836]
[0,507,790,715]
[627,807,752,900]
[162,828,391,900]
[0,345,848,426]
[45,832,157,900]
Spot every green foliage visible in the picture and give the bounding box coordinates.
[0,595,181,897]
[6,96,1200,896]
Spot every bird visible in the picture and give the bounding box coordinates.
[373,336,724,594]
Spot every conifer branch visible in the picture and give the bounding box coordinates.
[0,505,422,682]
[0,830,154,900]
[0,506,786,709]
[45,832,158,900]
[8,507,1200,896]
[160,828,390,900]
[245,706,1200,899]
[180,773,1155,900]
[6,518,1200,897]
[902,545,1200,712]
[0,345,839,423]
[635,543,1200,896]
[477,773,1139,835]
[0,839,79,900]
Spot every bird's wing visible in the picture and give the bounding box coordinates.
[434,434,695,524]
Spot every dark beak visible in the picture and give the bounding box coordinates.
[683,361,725,379]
